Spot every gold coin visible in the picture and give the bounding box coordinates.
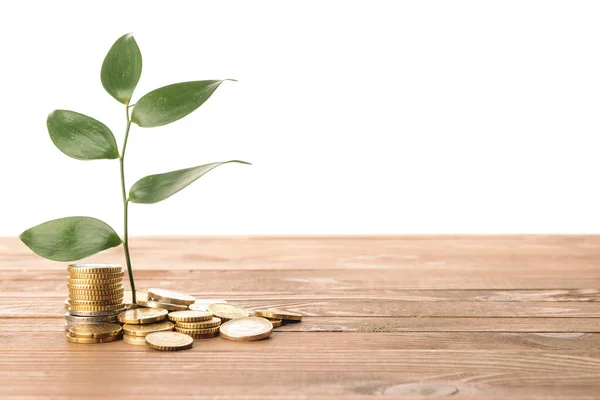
[68,298,123,305]
[66,333,121,344]
[254,309,303,321]
[220,317,273,342]
[64,299,69,310]
[147,288,195,306]
[68,292,124,301]
[207,303,250,322]
[68,272,124,280]
[122,321,175,337]
[175,326,220,335]
[118,308,168,325]
[175,317,221,329]
[67,275,123,285]
[145,331,194,351]
[123,334,148,345]
[182,331,219,339]
[67,263,123,274]
[69,323,122,339]
[69,287,124,295]
[137,298,187,311]
[134,291,187,311]
[267,318,282,328]
[168,310,212,323]
[188,299,228,311]
[67,278,123,290]
[69,303,125,312]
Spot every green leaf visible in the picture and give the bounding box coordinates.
[20,217,122,262]
[101,33,142,105]
[47,110,119,160]
[129,160,251,204]
[131,80,234,127]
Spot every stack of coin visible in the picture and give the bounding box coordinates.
[65,264,126,333]
[254,309,303,328]
[67,323,122,344]
[139,288,196,311]
[170,310,221,338]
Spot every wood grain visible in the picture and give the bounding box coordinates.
[1,236,599,399]
[4,298,600,317]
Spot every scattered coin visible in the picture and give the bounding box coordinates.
[220,317,273,342]
[168,310,212,323]
[123,334,148,345]
[67,263,123,274]
[267,318,282,328]
[189,299,227,311]
[137,298,188,311]
[69,323,122,339]
[175,317,221,329]
[122,321,175,337]
[207,303,250,322]
[145,331,194,351]
[254,309,303,321]
[66,333,121,344]
[118,308,168,325]
[147,288,196,306]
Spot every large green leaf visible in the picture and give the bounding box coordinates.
[131,80,234,127]
[129,160,250,204]
[47,110,119,160]
[101,33,142,105]
[20,217,122,262]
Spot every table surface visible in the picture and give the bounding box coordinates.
[1,235,599,399]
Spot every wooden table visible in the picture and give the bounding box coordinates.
[1,236,599,399]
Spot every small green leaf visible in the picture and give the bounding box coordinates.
[101,33,142,105]
[129,160,251,204]
[47,110,119,160]
[20,217,122,262]
[131,80,234,127]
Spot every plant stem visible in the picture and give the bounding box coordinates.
[120,106,136,303]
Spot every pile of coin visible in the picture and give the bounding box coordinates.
[169,310,221,338]
[64,264,126,333]
[254,309,303,328]
[64,278,305,349]
[121,311,174,346]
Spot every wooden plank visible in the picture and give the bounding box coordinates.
[2,288,599,302]
[4,298,600,317]
[3,270,600,291]
[2,331,600,352]
[1,235,599,270]
[1,349,600,398]
[5,317,600,332]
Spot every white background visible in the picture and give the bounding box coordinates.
[1,0,599,235]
